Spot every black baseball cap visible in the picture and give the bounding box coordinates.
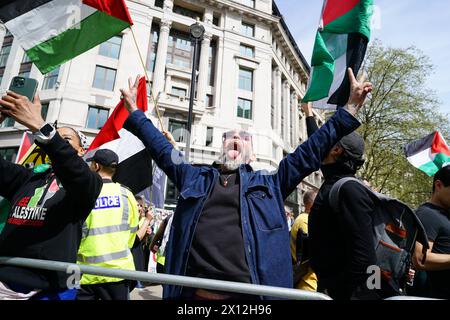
[338,132,365,160]
[86,149,119,168]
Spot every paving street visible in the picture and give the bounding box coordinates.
[131,284,163,300]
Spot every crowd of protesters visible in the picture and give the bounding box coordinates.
[0,68,448,300]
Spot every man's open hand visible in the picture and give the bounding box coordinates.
[120,75,140,114]
[0,91,44,132]
[345,68,373,116]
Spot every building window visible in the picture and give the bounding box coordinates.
[146,24,159,73]
[206,94,213,107]
[42,66,60,90]
[99,35,122,59]
[92,66,116,91]
[0,68,5,86]
[0,147,18,162]
[239,67,253,91]
[86,106,109,129]
[0,116,14,128]
[167,30,193,69]
[22,52,32,63]
[154,0,164,8]
[41,103,49,121]
[18,61,32,78]
[237,98,252,119]
[271,104,275,129]
[242,0,255,8]
[173,5,203,20]
[208,40,217,86]
[213,15,220,27]
[240,44,254,58]
[206,127,213,146]
[241,22,255,37]
[171,87,187,98]
[0,44,12,68]
[168,119,187,143]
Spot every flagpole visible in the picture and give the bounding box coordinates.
[129,26,165,131]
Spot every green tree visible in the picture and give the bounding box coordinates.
[356,41,450,208]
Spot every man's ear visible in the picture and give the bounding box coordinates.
[434,180,443,192]
[78,147,86,157]
[331,145,344,157]
[249,153,257,163]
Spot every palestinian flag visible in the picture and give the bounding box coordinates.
[303,0,373,109]
[85,77,153,194]
[0,0,133,74]
[404,131,450,176]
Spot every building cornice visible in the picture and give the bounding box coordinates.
[196,0,279,24]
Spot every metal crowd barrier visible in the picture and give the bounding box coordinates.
[0,257,439,300]
[0,257,332,300]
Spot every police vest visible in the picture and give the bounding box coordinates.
[77,182,139,285]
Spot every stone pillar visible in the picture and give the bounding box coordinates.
[275,68,282,136]
[164,74,172,94]
[0,24,6,50]
[283,80,290,143]
[196,33,212,107]
[152,19,172,95]
[164,0,174,11]
[292,92,299,147]
[204,8,213,25]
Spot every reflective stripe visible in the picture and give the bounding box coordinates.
[130,225,139,233]
[78,249,131,264]
[120,186,129,226]
[84,223,131,237]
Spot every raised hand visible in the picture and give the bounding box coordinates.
[120,75,141,114]
[300,102,313,117]
[0,91,44,132]
[346,68,373,116]
[162,130,177,147]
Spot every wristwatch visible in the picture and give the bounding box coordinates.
[34,123,56,144]
[39,123,54,137]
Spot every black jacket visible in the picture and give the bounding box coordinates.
[309,163,378,300]
[0,133,102,290]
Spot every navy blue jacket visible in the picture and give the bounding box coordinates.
[124,108,360,299]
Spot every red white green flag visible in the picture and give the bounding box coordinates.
[303,0,373,109]
[404,131,450,176]
[0,0,133,74]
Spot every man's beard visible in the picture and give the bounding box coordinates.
[219,152,248,171]
[221,158,241,171]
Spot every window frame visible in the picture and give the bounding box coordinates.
[237,97,253,120]
[85,105,110,130]
[238,67,253,92]
[92,65,117,91]
[241,21,255,38]
[98,35,123,59]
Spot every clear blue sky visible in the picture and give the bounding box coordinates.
[275,0,450,118]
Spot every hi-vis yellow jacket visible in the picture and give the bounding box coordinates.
[77,181,139,285]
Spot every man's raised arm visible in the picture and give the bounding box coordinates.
[120,76,196,191]
[275,68,372,199]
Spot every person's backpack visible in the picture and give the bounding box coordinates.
[329,177,430,296]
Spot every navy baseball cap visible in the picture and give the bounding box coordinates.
[86,149,119,168]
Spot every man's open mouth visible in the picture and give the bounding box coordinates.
[227,141,242,159]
